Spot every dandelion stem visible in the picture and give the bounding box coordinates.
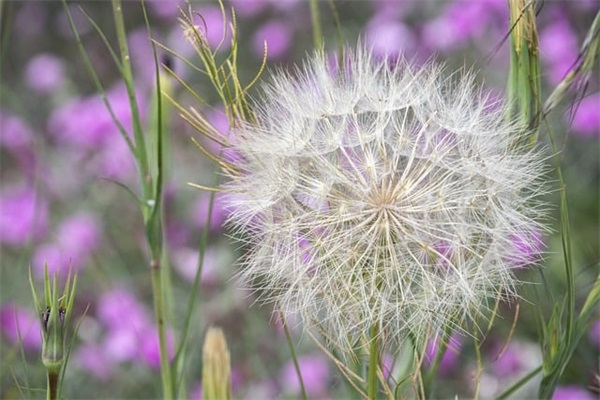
[367,325,379,400]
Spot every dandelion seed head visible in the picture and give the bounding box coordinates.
[222,47,547,353]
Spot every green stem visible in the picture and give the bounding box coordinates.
[367,325,379,400]
[47,371,58,400]
[111,0,151,201]
[151,262,174,400]
[308,0,323,49]
[281,314,307,400]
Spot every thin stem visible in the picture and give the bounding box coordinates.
[151,261,174,400]
[309,0,323,49]
[281,313,307,400]
[367,325,379,400]
[111,0,151,200]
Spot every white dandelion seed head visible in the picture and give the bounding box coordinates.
[222,47,548,353]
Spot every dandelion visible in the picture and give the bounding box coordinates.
[220,47,547,354]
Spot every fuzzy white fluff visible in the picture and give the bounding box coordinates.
[221,47,547,353]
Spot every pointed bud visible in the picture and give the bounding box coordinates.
[202,326,231,400]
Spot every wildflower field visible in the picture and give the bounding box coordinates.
[0,1,598,399]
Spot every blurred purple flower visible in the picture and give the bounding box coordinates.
[569,93,600,138]
[0,185,48,246]
[76,344,113,381]
[0,110,33,151]
[55,4,92,38]
[0,304,41,350]
[128,28,164,85]
[57,212,101,263]
[93,135,137,180]
[14,3,48,37]
[48,83,144,149]
[24,53,66,94]
[104,327,140,363]
[32,243,70,279]
[139,326,175,369]
[227,0,267,17]
[539,18,578,86]
[539,20,578,66]
[552,385,596,400]
[252,21,292,60]
[364,16,416,59]
[32,213,101,279]
[0,111,36,176]
[97,289,151,333]
[147,0,182,20]
[508,228,544,268]
[193,6,232,50]
[489,342,527,378]
[279,354,330,397]
[193,193,226,232]
[203,108,231,155]
[369,0,416,19]
[269,0,301,12]
[421,1,492,51]
[424,333,462,376]
[172,246,219,285]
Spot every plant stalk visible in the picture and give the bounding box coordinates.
[367,325,379,400]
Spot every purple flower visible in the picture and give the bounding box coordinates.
[508,228,544,268]
[24,53,66,94]
[0,111,36,176]
[252,21,293,60]
[539,20,578,66]
[421,1,492,51]
[364,16,416,59]
[172,246,220,285]
[424,334,462,376]
[14,3,48,37]
[193,193,226,232]
[279,354,330,397]
[227,0,267,17]
[552,385,596,400]
[76,344,113,381]
[0,111,34,151]
[48,83,144,149]
[32,243,70,279]
[97,289,151,333]
[104,328,140,363]
[193,6,232,50]
[0,185,48,246]
[0,303,42,350]
[139,326,175,369]
[488,341,532,378]
[32,213,101,278]
[569,93,600,138]
[147,0,182,20]
[57,212,102,265]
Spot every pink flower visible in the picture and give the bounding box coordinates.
[279,354,330,397]
[252,21,293,60]
[0,185,48,246]
[24,53,65,94]
[0,304,42,350]
[552,385,596,400]
[570,93,600,138]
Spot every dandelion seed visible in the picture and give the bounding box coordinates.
[221,47,547,354]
